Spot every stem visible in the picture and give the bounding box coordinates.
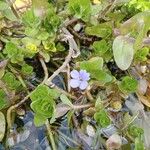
[67,64,71,92]
[121,112,139,131]
[126,131,135,142]
[67,26,93,43]
[39,56,49,84]
[45,48,73,86]
[6,83,77,129]
[0,80,14,100]
[53,84,77,100]
[7,57,48,128]
[6,0,20,19]
[17,75,27,89]
[8,64,29,94]
[17,75,30,94]
[63,18,78,27]
[73,103,94,110]
[85,90,94,102]
[7,93,32,129]
[98,0,115,20]
[45,120,57,150]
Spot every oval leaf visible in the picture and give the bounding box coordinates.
[60,94,73,107]
[137,93,150,108]
[55,103,71,118]
[113,36,134,70]
[0,112,6,141]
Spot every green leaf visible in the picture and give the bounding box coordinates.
[107,12,126,23]
[94,98,111,128]
[134,137,144,150]
[85,23,112,38]
[34,114,47,127]
[0,112,5,142]
[92,40,110,56]
[4,42,17,56]
[113,36,134,70]
[134,47,149,62]
[128,0,150,11]
[0,89,8,110]
[30,85,59,102]
[22,37,41,47]
[123,112,132,124]
[128,125,144,138]
[42,41,56,52]
[56,43,65,51]
[80,57,103,71]
[120,11,150,35]
[95,97,103,110]
[67,110,74,126]
[134,20,149,50]
[102,49,113,62]
[2,9,17,21]
[22,9,41,27]
[31,99,54,118]
[50,109,57,124]
[37,31,49,40]
[25,27,39,37]
[0,1,17,21]
[39,51,50,63]
[30,85,49,102]
[3,42,24,63]
[92,70,112,83]
[68,0,91,21]
[43,8,60,33]
[21,64,33,75]
[79,57,112,83]
[2,72,21,90]
[119,76,138,93]
[21,37,40,57]
[30,85,60,126]
[94,97,111,128]
[60,94,73,107]
[0,1,9,10]
[119,11,150,50]
[94,109,111,127]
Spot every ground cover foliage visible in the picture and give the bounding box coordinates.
[0,0,150,149]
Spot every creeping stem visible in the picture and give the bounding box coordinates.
[45,48,73,86]
[45,120,57,150]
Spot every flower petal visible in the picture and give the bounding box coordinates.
[79,70,90,81]
[70,70,80,79]
[79,81,88,90]
[70,79,80,88]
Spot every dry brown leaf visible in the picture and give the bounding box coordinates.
[55,103,71,118]
[137,93,150,107]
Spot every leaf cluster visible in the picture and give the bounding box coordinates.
[30,85,60,126]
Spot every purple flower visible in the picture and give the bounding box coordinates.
[70,70,90,90]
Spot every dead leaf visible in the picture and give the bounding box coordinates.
[137,93,150,107]
[106,133,122,150]
[55,103,71,118]
[0,60,8,79]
